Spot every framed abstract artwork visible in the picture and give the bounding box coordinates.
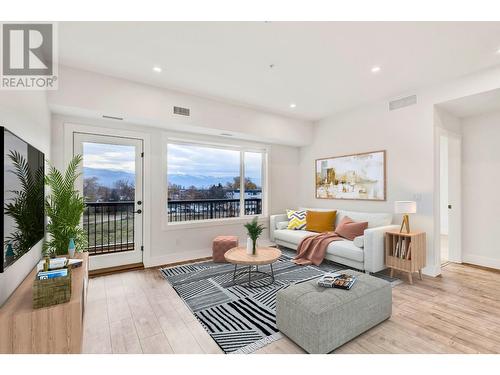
[315,150,386,201]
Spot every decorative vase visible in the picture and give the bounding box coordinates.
[68,238,76,258]
[5,243,15,264]
[246,237,253,255]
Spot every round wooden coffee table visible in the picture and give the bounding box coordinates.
[224,246,282,288]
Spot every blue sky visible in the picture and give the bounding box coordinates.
[82,142,262,181]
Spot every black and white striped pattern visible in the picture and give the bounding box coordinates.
[227,281,285,300]
[210,331,263,353]
[160,250,399,353]
[252,285,287,310]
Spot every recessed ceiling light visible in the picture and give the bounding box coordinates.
[496,48,500,54]
[371,66,381,73]
[153,66,162,73]
[289,103,297,108]
[220,133,233,137]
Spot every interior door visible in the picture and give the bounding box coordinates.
[73,132,143,270]
[447,135,462,263]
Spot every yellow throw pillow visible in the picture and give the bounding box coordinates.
[306,210,337,233]
[286,209,307,230]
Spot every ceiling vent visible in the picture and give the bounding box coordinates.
[102,115,124,120]
[389,95,417,111]
[173,106,190,116]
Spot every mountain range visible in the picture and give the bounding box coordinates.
[84,167,135,187]
[84,167,261,189]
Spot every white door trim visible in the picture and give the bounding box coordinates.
[434,126,462,270]
[63,122,152,269]
[446,132,462,263]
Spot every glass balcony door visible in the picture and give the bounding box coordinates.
[74,132,144,270]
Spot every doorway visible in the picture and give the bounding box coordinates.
[439,131,462,265]
[74,132,144,270]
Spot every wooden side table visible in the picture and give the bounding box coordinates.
[385,231,426,284]
[224,247,282,288]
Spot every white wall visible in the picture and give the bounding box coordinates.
[51,113,300,267]
[48,66,307,267]
[0,91,51,306]
[299,66,500,276]
[461,110,500,269]
[48,66,313,147]
[48,64,500,274]
[299,99,435,274]
[435,107,462,134]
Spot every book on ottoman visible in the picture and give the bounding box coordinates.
[317,272,357,290]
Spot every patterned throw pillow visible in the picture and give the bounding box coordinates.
[286,209,307,230]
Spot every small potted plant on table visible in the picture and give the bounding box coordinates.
[244,217,265,255]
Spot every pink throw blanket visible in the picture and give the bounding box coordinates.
[293,216,368,266]
[292,231,343,266]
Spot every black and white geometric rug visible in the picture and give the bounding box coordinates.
[160,249,400,354]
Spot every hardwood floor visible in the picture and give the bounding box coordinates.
[83,262,500,354]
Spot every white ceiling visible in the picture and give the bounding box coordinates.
[58,22,500,121]
[437,88,500,118]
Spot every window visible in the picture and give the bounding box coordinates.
[244,151,263,216]
[167,142,266,223]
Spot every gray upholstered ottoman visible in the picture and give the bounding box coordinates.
[276,270,392,354]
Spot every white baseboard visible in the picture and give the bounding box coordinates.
[145,248,212,268]
[422,264,442,277]
[144,239,278,269]
[462,254,500,270]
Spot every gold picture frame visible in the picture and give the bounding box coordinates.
[315,150,386,201]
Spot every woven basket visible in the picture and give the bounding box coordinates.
[32,269,72,309]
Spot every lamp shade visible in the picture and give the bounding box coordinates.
[394,201,417,214]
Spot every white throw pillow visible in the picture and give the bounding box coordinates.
[336,210,392,228]
[276,221,289,230]
[353,235,364,248]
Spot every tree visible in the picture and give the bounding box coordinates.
[227,176,258,190]
[245,178,258,190]
[83,176,99,202]
[114,179,135,201]
[96,185,111,202]
[186,185,203,200]
[208,183,226,199]
[168,183,183,200]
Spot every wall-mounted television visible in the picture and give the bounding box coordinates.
[1,127,45,273]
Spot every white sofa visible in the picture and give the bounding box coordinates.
[270,209,399,273]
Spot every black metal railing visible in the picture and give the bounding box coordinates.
[83,201,135,255]
[167,198,262,222]
[83,198,263,254]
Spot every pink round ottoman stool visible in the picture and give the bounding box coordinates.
[212,236,238,263]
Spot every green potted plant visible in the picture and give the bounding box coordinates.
[44,155,87,257]
[244,217,265,256]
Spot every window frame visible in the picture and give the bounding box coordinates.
[162,132,269,230]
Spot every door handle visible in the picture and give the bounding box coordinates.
[448,205,452,209]
[134,209,142,214]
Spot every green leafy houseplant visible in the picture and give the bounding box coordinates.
[4,151,45,262]
[244,217,265,255]
[44,155,87,256]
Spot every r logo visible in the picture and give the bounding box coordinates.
[2,24,53,76]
